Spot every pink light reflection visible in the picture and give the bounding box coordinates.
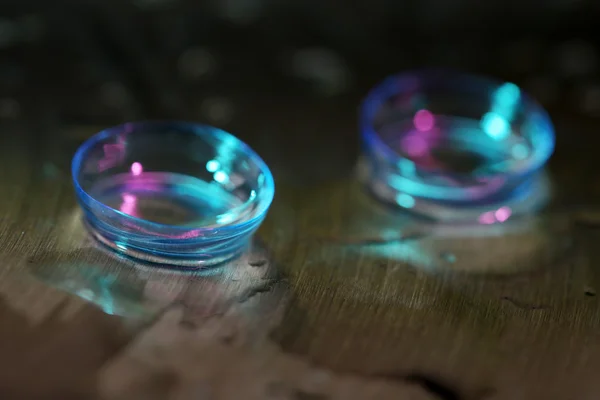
[97,159,114,173]
[401,134,429,157]
[170,229,203,239]
[478,211,496,225]
[495,206,512,222]
[98,143,125,173]
[413,109,435,132]
[120,193,138,217]
[131,162,143,176]
[103,143,124,158]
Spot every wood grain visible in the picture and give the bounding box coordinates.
[2,86,600,400]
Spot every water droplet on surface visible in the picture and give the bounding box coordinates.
[359,215,572,275]
[430,217,571,274]
[439,252,456,263]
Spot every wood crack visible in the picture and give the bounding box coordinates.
[500,296,550,310]
[374,372,463,400]
[237,278,286,304]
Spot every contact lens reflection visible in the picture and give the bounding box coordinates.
[26,208,280,318]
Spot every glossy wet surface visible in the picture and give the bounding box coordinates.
[2,12,600,398]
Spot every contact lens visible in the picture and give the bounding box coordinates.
[71,121,275,269]
[361,70,555,221]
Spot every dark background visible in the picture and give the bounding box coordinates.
[1,0,600,124]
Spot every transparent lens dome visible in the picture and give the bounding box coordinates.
[361,70,555,221]
[72,121,275,269]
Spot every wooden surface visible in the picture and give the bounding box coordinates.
[3,76,600,400]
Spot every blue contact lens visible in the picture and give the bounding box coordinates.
[361,70,555,222]
[71,121,275,269]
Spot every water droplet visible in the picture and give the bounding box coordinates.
[424,217,572,274]
[439,252,456,263]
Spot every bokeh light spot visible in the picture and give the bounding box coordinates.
[396,193,416,208]
[495,206,512,222]
[413,109,435,131]
[206,159,220,172]
[511,144,529,160]
[131,162,143,176]
[214,171,229,183]
[478,211,496,224]
[481,112,510,140]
